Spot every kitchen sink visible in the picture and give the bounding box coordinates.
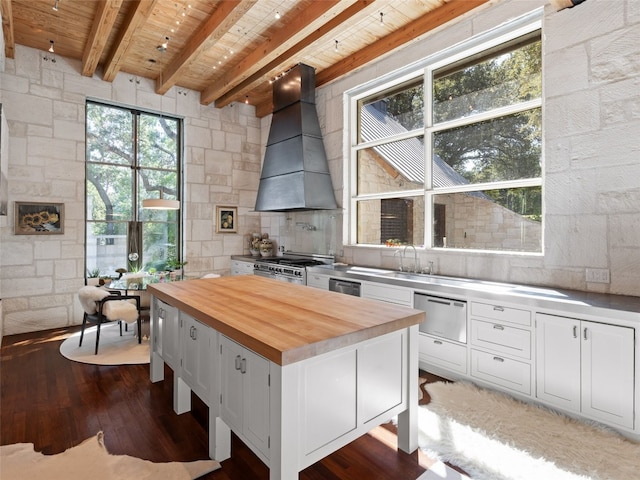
[381,270,518,292]
[383,271,469,283]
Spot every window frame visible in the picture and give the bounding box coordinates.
[84,100,184,279]
[346,10,543,254]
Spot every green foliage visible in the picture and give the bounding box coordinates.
[383,82,424,131]
[87,267,101,278]
[431,39,542,186]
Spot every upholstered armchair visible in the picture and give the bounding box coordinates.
[77,286,142,354]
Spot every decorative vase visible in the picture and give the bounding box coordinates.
[259,239,273,257]
[250,233,262,256]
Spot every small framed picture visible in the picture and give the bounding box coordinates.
[15,202,64,235]
[216,205,237,233]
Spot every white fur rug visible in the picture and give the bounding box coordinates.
[0,432,220,480]
[59,323,149,365]
[420,382,640,480]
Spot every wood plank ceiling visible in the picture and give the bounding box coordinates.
[1,0,491,117]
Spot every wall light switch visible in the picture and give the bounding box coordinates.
[585,268,610,283]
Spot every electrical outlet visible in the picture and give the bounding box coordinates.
[585,268,610,283]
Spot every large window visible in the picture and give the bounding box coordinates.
[85,101,182,278]
[351,23,542,253]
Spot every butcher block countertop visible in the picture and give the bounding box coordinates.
[148,276,425,366]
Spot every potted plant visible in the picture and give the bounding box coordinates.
[86,267,101,286]
[166,258,188,279]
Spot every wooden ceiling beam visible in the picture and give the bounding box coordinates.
[316,0,491,87]
[102,0,158,82]
[211,0,372,109]
[156,0,256,95]
[0,0,15,59]
[201,0,351,106]
[82,0,123,77]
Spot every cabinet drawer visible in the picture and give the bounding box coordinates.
[307,274,329,290]
[470,319,531,359]
[419,334,467,374]
[470,349,531,395]
[471,301,531,326]
[362,282,412,306]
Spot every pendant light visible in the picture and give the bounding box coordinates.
[143,190,180,210]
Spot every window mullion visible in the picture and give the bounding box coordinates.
[431,98,542,133]
[132,111,140,222]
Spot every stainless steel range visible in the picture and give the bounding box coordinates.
[253,253,334,285]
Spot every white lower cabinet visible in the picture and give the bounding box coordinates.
[536,313,635,429]
[180,314,213,405]
[467,301,533,395]
[470,349,531,395]
[219,335,270,461]
[231,259,254,276]
[362,281,412,306]
[306,272,330,290]
[419,333,467,374]
[158,299,180,370]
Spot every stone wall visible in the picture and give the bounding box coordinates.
[0,47,262,334]
[317,0,640,295]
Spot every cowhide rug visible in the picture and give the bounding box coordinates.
[0,431,220,480]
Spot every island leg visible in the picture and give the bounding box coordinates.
[150,351,165,382]
[269,363,301,480]
[397,325,419,453]
[150,301,165,383]
[209,416,231,461]
[174,375,191,415]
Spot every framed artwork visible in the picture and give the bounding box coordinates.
[15,202,64,235]
[216,205,237,233]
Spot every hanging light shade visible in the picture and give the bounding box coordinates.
[142,191,180,210]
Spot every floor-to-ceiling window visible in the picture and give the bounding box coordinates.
[85,101,182,279]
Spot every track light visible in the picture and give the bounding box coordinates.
[52,0,59,11]
[380,12,384,24]
[157,36,169,52]
[48,40,55,53]
[335,40,339,51]
[275,11,281,19]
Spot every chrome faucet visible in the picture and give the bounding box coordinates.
[394,249,404,272]
[402,244,419,273]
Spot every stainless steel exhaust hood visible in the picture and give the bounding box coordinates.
[255,63,337,212]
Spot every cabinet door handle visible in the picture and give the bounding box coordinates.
[240,358,247,374]
[433,340,443,345]
[192,327,197,340]
[493,324,504,330]
[573,325,578,338]
[493,306,504,312]
[583,327,588,341]
[493,356,504,362]
[235,355,242,370]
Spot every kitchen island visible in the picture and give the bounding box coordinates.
[148,276,425,480]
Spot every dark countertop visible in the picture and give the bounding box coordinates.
[231,255,260,262]
[307,264,640,324]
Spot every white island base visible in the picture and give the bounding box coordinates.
[147,278,422,480]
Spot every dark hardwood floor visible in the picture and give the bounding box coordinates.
[1,326,448,479]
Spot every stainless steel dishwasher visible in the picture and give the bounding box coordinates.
[328,278,361,296]
[414,293,467,343]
